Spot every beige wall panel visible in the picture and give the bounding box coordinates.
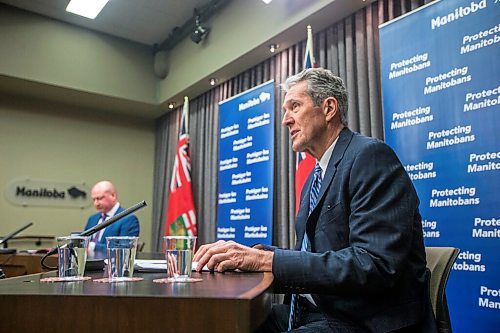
[0,96,155,251]
[0,5,157,104]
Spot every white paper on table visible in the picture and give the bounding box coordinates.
[134,259,167,272]
[191,261,210,271]
[133,259,209,272]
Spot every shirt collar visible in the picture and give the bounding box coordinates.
[105,202,120,218]
[317,137,338,178]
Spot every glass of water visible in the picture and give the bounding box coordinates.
[164,236,197,281]
[106,236,138,281]
[57,235,89,280]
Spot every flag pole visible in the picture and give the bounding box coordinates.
[294,25,317,215]
[183,96,189,133]
[165,95,198,237]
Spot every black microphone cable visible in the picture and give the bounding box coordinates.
[40,245,64,270]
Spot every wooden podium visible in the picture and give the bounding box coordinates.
[0,252,57,277]
[0,268,273,333]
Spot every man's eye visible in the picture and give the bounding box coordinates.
[292,103,299,111]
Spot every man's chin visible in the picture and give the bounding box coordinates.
[292,142,304,152]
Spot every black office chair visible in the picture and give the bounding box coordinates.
[425,247,460,333]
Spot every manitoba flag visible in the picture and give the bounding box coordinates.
[295,25,317,215]
[165,96,197,236]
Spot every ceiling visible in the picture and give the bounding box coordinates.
[0,0,214,46]
[0,0,375,119]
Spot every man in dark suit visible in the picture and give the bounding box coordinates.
[193,68,435,332]
[84,180,140,253]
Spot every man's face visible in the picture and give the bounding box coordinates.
[282,81,328,157]
[91,188,115,213]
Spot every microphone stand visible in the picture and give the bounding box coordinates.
[0,222,34,254]
[40,200,147,270]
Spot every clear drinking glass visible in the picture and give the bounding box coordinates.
[57,235,89,280]
[106,236,138,281]
[164,236,197,281]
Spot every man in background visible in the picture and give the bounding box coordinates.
[84,180,140,253]
[194,68,435,332]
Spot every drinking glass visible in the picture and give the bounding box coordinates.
[57,235,89,280]
[164,236,197,281]
[106,236,138,281]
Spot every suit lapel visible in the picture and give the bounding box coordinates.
[304,128,354,236]
[99,206,124,242]
[91,213,101,228]
[313,127,353,211]
[295,128,354,249]
[295,174,313,249]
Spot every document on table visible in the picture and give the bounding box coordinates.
[134,259,167,272]
[134,259,209,272]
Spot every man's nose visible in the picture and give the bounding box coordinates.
[282,111,293,127]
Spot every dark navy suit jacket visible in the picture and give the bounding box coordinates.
[270,128,436,332]
[84,206,140,252]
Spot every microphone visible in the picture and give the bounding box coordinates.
[80,200,147,237]
[42,200,147,259]
[0,222,33,254]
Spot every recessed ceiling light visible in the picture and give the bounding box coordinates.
[168,102,176,109]
[262,0,273,4]
[66,0,110,19]
[209,78,218,86]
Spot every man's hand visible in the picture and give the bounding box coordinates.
[193,240,273,272]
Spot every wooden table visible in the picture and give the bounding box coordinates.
[0,268,273,333]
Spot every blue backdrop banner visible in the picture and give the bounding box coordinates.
[217,80,275,246]
[380,0,499,332]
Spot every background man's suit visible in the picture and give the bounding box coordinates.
[84,206,140,252]
[270,128,436,332]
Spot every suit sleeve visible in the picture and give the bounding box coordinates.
[272,141,420,295]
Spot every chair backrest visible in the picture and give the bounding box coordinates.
[425,246,460,333]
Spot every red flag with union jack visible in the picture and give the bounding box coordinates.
[295,25,317,215]
[165,96,197,236]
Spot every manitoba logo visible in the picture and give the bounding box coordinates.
[259,92,271,102]
[67,186,87,199]
[6,179,91,208]
[16,186,65,198]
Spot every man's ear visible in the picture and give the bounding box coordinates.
[323,97,338,122]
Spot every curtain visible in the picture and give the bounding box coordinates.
[152,0,433,251]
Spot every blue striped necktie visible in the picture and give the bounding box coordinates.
[308,163,323,214]
[288,163,322,331]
